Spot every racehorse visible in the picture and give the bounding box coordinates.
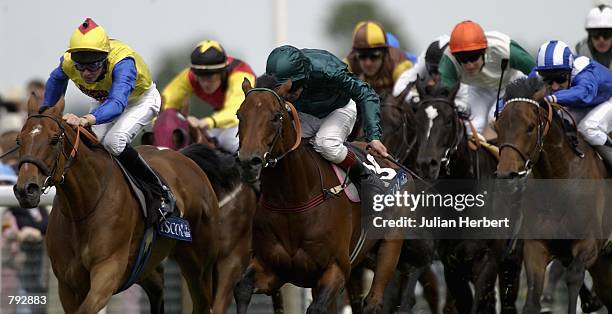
[12,96,220,314]
[495,77,611,313]
[141,107,213,150]
[414,80,522,314]
[234,78,407,314]
[380,83,418,170]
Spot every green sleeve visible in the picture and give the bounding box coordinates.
[439,55,459,89]
[509,40,536,75]
[331,71,382,141]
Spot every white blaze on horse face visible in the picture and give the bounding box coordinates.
[424,106,438,139]
[30,125,43,137]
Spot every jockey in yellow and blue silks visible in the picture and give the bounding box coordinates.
[41,18,174,221]
[161,40,255,153]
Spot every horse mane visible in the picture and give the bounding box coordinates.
[180,144,240,194]
[503,77,546,102]
[255,74,278,89]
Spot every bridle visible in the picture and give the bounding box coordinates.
[380,101,416,164]
[242,88,302,168]
[418,97,463,174]
[16,114,84,192]
[498,97,553,177]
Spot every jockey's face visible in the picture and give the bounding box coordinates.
[357,49,384,77]
[79,67,104,84]
[459,55,484,75]
[590,30,612,53]
[284,86,303,103]
[540,71,570,92]
[197,73,223,94]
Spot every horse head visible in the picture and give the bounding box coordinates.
[236,78,298,182]
[380,81,417,165]
[414,79,461,180]
[13,95,69,208]
[496,77,552,179]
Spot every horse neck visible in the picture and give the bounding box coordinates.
[260,143,325,205]
[533,118,577,178]
[55,132,115,219]
[447,116,474,177]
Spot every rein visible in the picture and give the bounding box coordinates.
[244,88,302,167]
[380,102,416,164]
[498,97,553,177]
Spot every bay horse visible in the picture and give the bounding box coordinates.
[234,79,407,314]
[414,81,522,314]
[12,96,220,314]
[495,77,611,313]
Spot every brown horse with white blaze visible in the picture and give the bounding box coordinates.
[234,79,407,314]
[13,96,220,314]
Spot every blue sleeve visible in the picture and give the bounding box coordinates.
[90,58,137,124]
[42,58,69,108]
[553,70,599,108]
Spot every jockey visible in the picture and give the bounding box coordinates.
[161,40,255,154]
[344,21,413,96]
[576,5,612,69]
[40,18,174,217]
[534,40,612,169]
[392,35,469,110]
[439,20,535,135]
[265,45,389,211]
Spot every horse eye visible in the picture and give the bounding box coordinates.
[527,125,536,133]
[50,135,60,145]
[15,137,21,145]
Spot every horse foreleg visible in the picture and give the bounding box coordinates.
[566,242,597,314]
[471,253,497,314]
[522,240,551,314]
[540,259,563,314]
[364,239,402,314]
[213,252,248,314]
[58,281,83,314]
[307,262,346,314]
[398,266,425,313]
[443,265,472,314]
[234,257,282,314]
[498,255,522,314]
[75,262,124,314]
[271,289,285,314]
[418,265,440,314]
[138,264,165,314]
[347,266,366,314]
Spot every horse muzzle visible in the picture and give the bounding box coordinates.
[417,158,441,181]
[13,182,42,208]
[237,154,264,183]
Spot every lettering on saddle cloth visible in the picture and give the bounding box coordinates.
[332,152,403,202]
[158,216,192,242]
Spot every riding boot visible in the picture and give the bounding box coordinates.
[117,144,176,225]
[347,157,387,218]
[595,145,612,173]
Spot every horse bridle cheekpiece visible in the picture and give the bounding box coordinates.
[498,97,553,177]
[17,114,80,192]
[243,88,302,168]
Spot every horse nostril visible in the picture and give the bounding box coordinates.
[25,183,41,195]
[250,156,263,166]
[429,159,439,167]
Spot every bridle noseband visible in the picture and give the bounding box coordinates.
[242,88,302,168]
[17,114,81,192]
[498,97,553,177]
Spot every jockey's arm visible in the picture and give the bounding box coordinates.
[42,58,69,109]
[331,70,382,142]
[547,71,599,108]
[89,58,136,124]
[509,40,536,75]
[392,51,426,97]
[161,68,193,111]
[202,71,255,129]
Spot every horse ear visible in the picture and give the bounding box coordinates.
[49,97,65,116]
[448,83,461,102]
[242,78,252,95]
[415,75,427,98]
[26,93,39,116]
[277,80,292,96]
[533,86,547,102]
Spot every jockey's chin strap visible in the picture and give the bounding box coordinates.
[245,88,302,168]
[17,114,98,192]
[498,98,553,177]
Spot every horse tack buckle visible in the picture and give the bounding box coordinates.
[263,152,277,168]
